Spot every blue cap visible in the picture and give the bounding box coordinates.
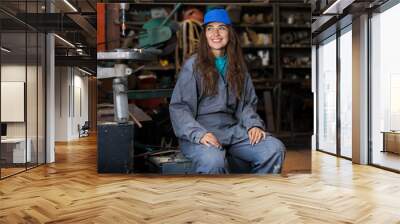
[204,8,231,25]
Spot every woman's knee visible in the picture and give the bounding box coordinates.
[254,136,285,163]
[198,151,226,170]
[264,136,285,154]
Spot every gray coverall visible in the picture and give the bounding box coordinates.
[169,55,285,174]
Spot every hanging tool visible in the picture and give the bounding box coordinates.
[138,3,182,48]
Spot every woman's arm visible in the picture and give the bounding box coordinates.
[237,73,266,131]
[169,58,208,144]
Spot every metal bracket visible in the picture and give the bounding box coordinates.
[97,48,160,61]
[97,64,134,79]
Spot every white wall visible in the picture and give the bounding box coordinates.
[55,67,69,141]
[55,66,89,141]
[1,64,46,164]
[73,72,89,138]
[1,65,26,139]
[1,65,41,138]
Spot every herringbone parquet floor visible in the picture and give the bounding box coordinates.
[1,135,400,223]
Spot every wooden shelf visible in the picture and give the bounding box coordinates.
[280,24,311,29]
[242,44,275,49]
[255,86,275,91]
[281,44,310,48]
[249,65,274,70]
[278,4,311,9]
[142,65,175,71]
[234,23,274,28]
[252,78,270,83]
[240,3,273,7]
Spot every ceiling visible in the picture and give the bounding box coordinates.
[0,0,97,71]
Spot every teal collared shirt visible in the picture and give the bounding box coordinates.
[215,55,227,79]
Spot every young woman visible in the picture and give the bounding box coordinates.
[169,8,285,174]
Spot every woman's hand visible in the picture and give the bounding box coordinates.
[200,133,222,149]
[248,127,267,145]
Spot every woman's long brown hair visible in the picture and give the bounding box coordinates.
[194,25,247,99]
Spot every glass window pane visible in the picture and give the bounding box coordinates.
[371,4,400,171]
[1,0,46,179]
[27,31,38,169]
[317,36,337,154]
[340,29,352,158]
[1,31,27,177]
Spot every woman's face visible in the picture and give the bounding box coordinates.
[205,22,229,56]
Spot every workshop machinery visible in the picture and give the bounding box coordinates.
[97,3,191,174]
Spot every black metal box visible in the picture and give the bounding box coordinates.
[147,152,193,174]
[97,122,134,173]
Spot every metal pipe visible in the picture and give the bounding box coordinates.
[113,77,129,123]
[120,3,129,37]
